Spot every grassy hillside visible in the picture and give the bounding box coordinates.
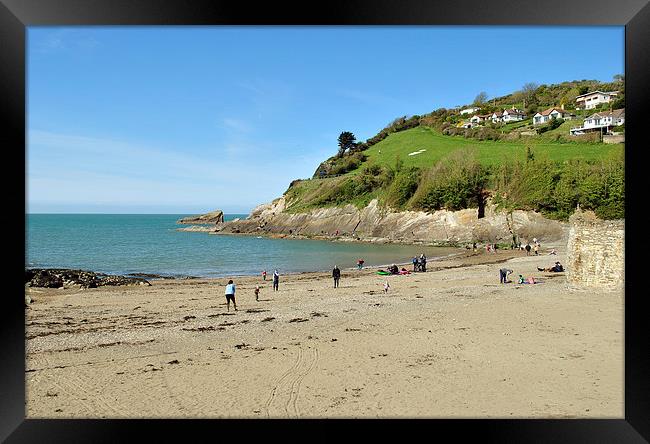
[361,127,623,170]
[285,127,624,220]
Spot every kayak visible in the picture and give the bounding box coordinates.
[376,271,391,275]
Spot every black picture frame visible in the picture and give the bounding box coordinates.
[4,0,649,442]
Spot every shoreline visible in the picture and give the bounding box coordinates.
[24,248,516,286]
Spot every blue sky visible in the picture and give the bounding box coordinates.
[27,26,624,214]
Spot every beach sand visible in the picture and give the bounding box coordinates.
[25,245,623,418]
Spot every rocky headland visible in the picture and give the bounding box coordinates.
[212,197,568,246]
[177,210,224,225]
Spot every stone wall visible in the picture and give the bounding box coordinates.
[566,210,624,290]
[603,134,625,144]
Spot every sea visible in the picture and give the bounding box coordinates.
[26,214,461,279]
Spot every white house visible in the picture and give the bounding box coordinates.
[533,107,573,125]
[575,91,619,110]
[501,107,526,123]
[460,106,480,115]
[570,109,625,135]
[470,114,491,125]
[490,111,503,123]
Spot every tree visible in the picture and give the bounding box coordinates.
[521,82,539,107]
[473,91,488,106]
[337,131,356,157]
[613,74,625,83]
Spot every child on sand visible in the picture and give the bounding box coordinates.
[254,285,260,301]
[383,280,390,293]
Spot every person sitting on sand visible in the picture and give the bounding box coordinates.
[254,285,260,302]
[537,262,564,273]
[517,275,539,284]
[225,279,237,311]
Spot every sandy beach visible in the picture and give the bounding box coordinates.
[25,244,623,418]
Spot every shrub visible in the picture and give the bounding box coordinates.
[410,149,490,212]
[383,167,422,210]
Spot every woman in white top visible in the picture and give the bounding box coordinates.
[225,279,237,311]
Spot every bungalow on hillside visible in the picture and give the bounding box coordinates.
[532,107,574,125]
[570,109,625,135]
[490,111,503,123]
[469,114,491,125]
[501,107,526,123]
[460,106,480,115]
[575,91,619,110]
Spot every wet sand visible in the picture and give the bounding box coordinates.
[25,245,623,418]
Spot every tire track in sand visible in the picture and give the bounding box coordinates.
[286,346,319,418]
[265,345,319,418]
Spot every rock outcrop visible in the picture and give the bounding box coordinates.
[25,269,152,289]
[177,210,224,225]
[214,198,568,245]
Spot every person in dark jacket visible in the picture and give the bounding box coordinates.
[332,265,341,288]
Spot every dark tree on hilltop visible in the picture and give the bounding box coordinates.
[337,131,356,157]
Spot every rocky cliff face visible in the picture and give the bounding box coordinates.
[215,198,568,245]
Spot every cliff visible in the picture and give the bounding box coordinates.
[214,197,568,246]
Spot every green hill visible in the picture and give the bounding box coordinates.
[286,77,625,221]
[362,127,622,170]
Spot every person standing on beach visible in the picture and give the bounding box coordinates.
[225,279,237,311]
[383,280,390,293]
[525,244,531,256]
[254,285,260,302]
[262,270,267,281]
[332,265,341,288]
[273,270,279,291]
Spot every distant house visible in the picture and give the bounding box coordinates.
[490,111,504,123]
[460,106,480,115]
[501,107,526,123]
[575,91,619,110]
[469,114,491,125]
[570,109,625,135]
[533,107,573,125]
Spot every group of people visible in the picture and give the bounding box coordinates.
[522,238,541,256]
[499,260,564,285]
[223,269,282,311]
[412,253,427,272]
